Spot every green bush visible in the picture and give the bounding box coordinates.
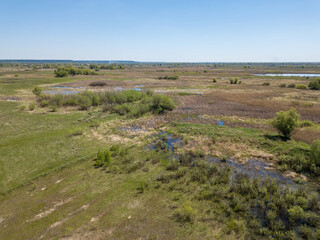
[310,140,320,166]
[271,108,300,139]
[299,120,314,127]
[95,150,105,167]
[279,84,286,88]
[288,206,305,224]
[19,105,26,111]
[137,181,148,193]
[308,80,320,90]
[104,149,112,165]
[262,82,270,86]
[32,87,42,96]
[288,83,296,88]
[229,78,239,84]
[54,69,68,77]
[29,103,35,111]
[150,94,176,114]
[296,84,307,90]
[40,100,49,108]
[78,96,92,110]
[213,78,217,83]
[50,104,58,112]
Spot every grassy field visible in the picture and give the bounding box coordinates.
[0,64,319,239]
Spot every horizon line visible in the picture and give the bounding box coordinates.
[1,59,320,64]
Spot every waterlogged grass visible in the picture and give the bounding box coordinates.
[0,138,319,239]
[169,121,309,151]
[0,71,75,95]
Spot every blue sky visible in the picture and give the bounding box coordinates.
[1,0,320,62]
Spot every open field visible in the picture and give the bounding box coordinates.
[0,63,320,239]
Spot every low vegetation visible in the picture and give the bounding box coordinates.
[35,89,176,117]
[1,63,320,239]
[89,81,107,87]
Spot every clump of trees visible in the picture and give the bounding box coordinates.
[54,66,98,77]
[271,108,300,139]
[90,64,125,70]
[34,89,176,117]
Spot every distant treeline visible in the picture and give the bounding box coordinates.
[89,64,125,70]
[0,62,125,70]
[1,61,320,70]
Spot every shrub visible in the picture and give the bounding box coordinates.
[19,105,26,111]
[308,80,320,90]
[262,82,270,86]
[299,120,314,127]
[78,96,92,110]
[89,81,107,87]
[32,87,42,96]
[271,108,300,139]
[279,84,286,88]
[40,100,49,108]
[95,150,105,167]
[213,78,217,83]
[304,102,314,108]
[159,75,179,80]
[137,181,148,193]
[50,104,58,112]
[288,83,296,88]
[34,90,175,116]
[91,95,101,106]
[54,69,68,77]
[310,140,320,166]
[104,149,112,165]
[288,206,305,224]
[229,78,239,84]
[29,103,35,111]
[296,84,307,90]
[150,94,176,114]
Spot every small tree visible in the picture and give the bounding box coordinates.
[95,150,105,167]
[271,108,300,139]
[310,140,320,166]
[104,149,112,165]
